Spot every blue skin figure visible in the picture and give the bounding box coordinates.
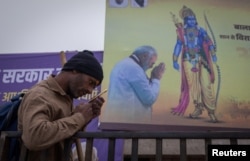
[171,8,218,123]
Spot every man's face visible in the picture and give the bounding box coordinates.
[185,15,197,27]
[142,54,157,71]
[68,71,99,99]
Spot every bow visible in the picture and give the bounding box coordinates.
[204,12,221,107]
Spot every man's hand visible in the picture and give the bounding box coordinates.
[212,55,217,63]
[90,97,105,117]
[74,97,105,123]
[173,61,179,71]
[150,62,166,80]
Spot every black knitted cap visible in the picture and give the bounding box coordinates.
[62,50,103,85]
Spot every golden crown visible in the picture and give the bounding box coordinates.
[179,5,195,19]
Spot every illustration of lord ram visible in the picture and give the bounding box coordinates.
[170,6,221,123]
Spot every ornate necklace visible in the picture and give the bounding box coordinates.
[184,26,200,72]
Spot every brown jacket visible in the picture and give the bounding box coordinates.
[18,75,86,161]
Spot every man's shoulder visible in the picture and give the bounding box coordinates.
[25,79,53,97]
[113,58,141,73]
[198,26,208,34]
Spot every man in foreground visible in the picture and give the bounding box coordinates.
[18,50,104,161]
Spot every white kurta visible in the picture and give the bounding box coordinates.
[104,56,160,123]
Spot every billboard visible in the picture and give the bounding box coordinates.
[100,0,250,131]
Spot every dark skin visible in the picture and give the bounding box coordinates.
[55,70,104,123]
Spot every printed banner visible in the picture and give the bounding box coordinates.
[100,0,250,131]
[0,51,103,103]
[0,51,124,161]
